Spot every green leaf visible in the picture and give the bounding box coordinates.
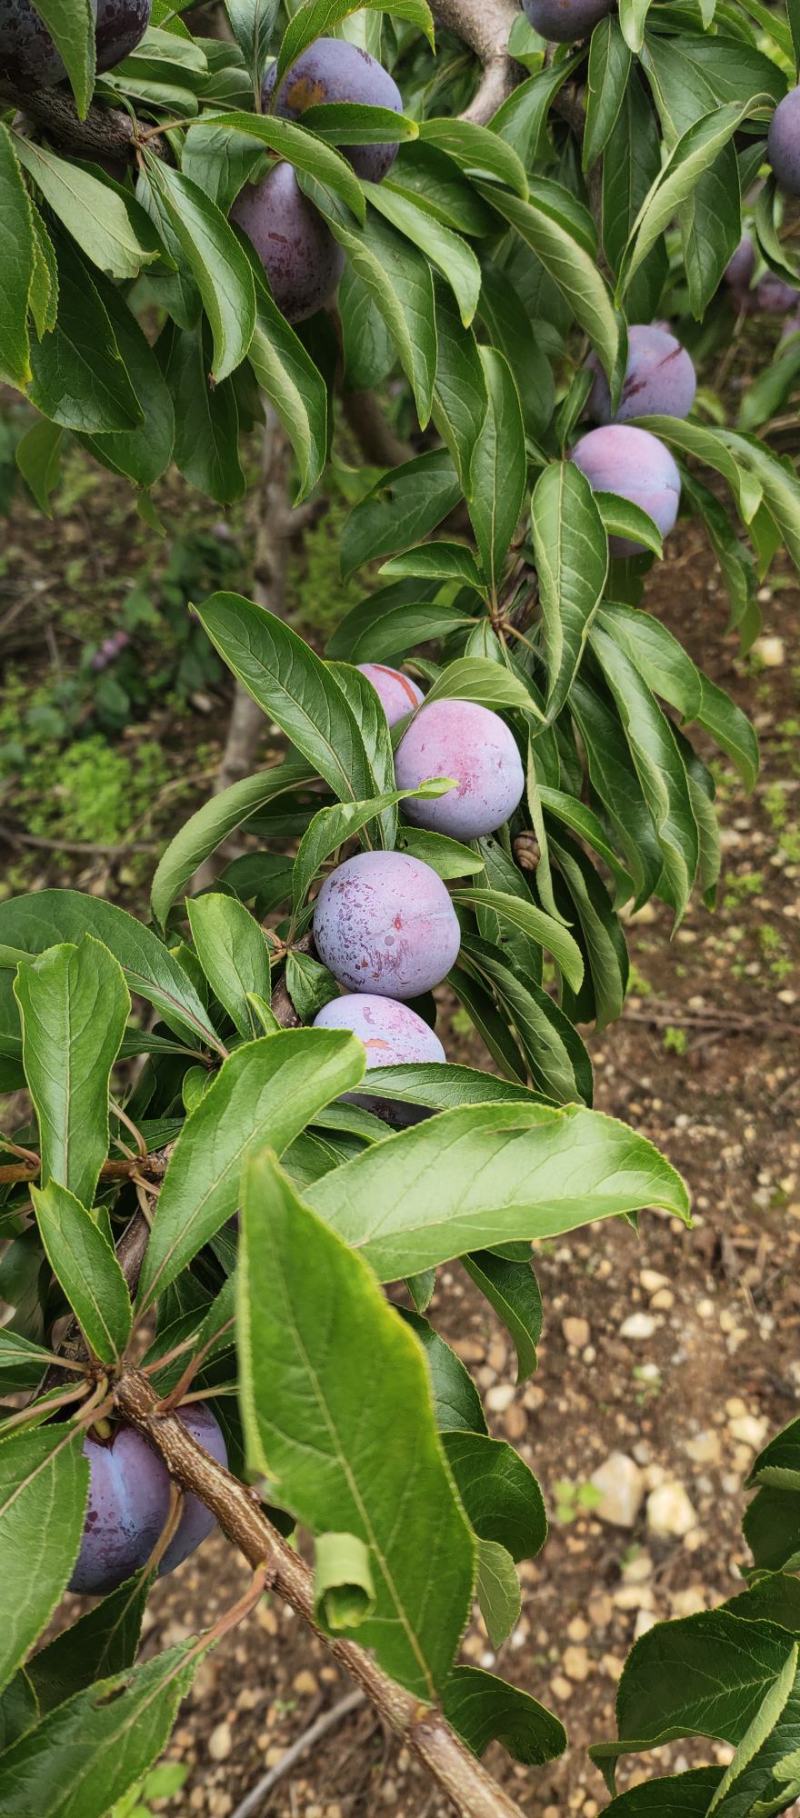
[327,581,474,664]
[187,894,271,1039]
[276,0,433,85]
[0,1646,197,1818]
[443,1665,566,1765]
[0,1425,88,1696]
[588,624,699,919]
[28,234,143,434]
[32,1182,132,1363]
[143,156,256,382]
[418,117,527,198]
[29,211,58,338]
[600,1769,724,1814]
[459,936,592,1105]
[12,140,160,282]
[79,277,174,489]
[339,261,395,391]
[618,0,653,53]
[224,0,279,83]
[314,1532,376,1631]
[380,541,485,590]
[583,19,632,169]
[551,833,629,1031]
[341,451,463,577]
[304,100,418,151]
[0,1674,39,1752]
[476,264,554,444]
[14,936,129,1208]
[238,1148,474,1698]
[423,657,541,719]
[27,1573,151,1713]
[365,181,481,326]
[395,826,485,879]
[316,200,437,425]
[467,347,526,601]
[492,58,582,165]
[431,284,489,489]
[195,592,386,809]
[24,0,95,116]
[594,491,662,559]
[640,33,785,141]
[355,1063,543,1115]
[486,185,620,383]
[0,889,223,1056]
[601,69,666,319]
[290,779,454,918]
[618,100,771,298]
[0,125,33,389]
[476,1539,521,1650]
[744,1488,800,1574]
[15,418,64,515]
[246,292,328,502]
[453,888,584,993]
[538,786,632,904]
[160,322,245,507]
[192,111,365,221]
[399,1309,487,1434]
[151,757,314,929]
[136,1028,365,1310]
[308,1101,690,1281]
[463,1250,542,1383]
[443,1431,546,1561]
[0,1330,62,1380]
[532,461,608,722]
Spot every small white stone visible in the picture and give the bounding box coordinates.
[634,1609,657,1639]
[590,1453,645,1529]
[208,1721,233,1762]
[651,1289,674,1310]
[684,1429,722,1466]
[752,635,785,667]
[729,1414,768,1450]
[620,1313,657,1341]
[486,1383,516,1412]
[639,1270,669,1294]
[647,1482,698,1539]
[562,1316,591,1349]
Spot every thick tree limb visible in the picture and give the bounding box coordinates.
[341,389,414,468]
[115,1367,527,1818]
[0,84,139,158]
[430,0,521,124]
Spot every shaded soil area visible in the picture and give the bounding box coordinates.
[4,478,800,1815]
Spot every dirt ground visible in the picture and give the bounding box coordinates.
[4,482,800,1816]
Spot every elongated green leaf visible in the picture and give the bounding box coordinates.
[161,321,245,507]
[365,181,481,326]
[596,602,702,719]
[619,0,653,53]
[551,833,628,1030]
[137,1029,364,1310]
[24,0,95,116]
[151,758,315,929]
[380,541,485,590]
[619,100,771,297]
[538,786,632,903]
[418,117,527,198]
[443,1665,566,1765]
[463,1249,542,1383]
[320,203,437,425]
[246,292,328,502]
[594,491,662,558]
[599,1769,723,1814]
[589,624,699,919]
[0,125,33,389]
[356,1062,543,1114]
[467,347,526,600]
[0,890,223,1055]
[187,894,271,1039]
[12,140,159,282]
[583,19,632,170]
[143,157,256,382]
[32,1182,132,1363]
[27,1573,151,1714]
[453,887,584,993]
[460,936,592,1105]
[14,936,129,1208]
[290,779,453,918]
[0,1674,38,1752]
[276,0,433,84]
[239,1148,474,1697]
[308,1101,689,1281]
[80,275,174,489]
[0,1425,88,1697]
[443,1431,546,1561]
[532,461,608,722]
[400,1309,487,1434]
[15,418,64,515]
[486,186,620,382]
[476,1539,521,1649]
[341,451,461,577]
[601,68,666,319]
[195,592,384,809]
[0,1646,197,1818]
[191,111,365,221]
[28,235,143,435]
[424,657,540,719]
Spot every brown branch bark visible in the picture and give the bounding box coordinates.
[115,1367,527,1818]
[341,389,414,469]
[0,84,142,159]
[430,0,521,124]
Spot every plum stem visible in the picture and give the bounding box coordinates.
[115,1366,529,1818]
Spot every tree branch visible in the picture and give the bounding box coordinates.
[115,1367,527,1818]
[430,0,521,124]
[0,84,140,159]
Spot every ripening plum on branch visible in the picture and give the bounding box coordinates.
[586,325,696,425]
[231,161,345,323]
[357,663,424,726]
[70,1404,227,1596]
[262,37,403,182]
[571,424,682,555]
[522,0,612,43]
[0,0,150,87]
[313,850,462,998]
[313,992,445,1124]
[395,700,525,841]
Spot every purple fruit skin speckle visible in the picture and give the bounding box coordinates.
[262,38,402,182]
[357,663,424,726]
[313,850,461,998]
[231,162,345,323]
[395,700,524,841]
[314,992,445,1125]
[587,325,696,425]
[522,0,611,41]
[571,425,681,556]
[768,87,800,198]
[70,1405,227,1595]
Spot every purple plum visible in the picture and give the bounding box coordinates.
[357,663,424,726]
[0,0,149,87]
[587,325,696,424]
[313,850,461,998]
[754,273,800,314]
[263,38,402,183]
[570,425,681,555]
[724,234,756,301]
[768,87,800,198]
[231,161,345,323]
[95,0,150,71]
[313,992,445,1125]
[522,0,612,41]
[70,1404,227,1595]
[395,700,524,841]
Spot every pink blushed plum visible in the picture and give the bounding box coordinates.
[768,87,800,198]
[587,325,696,424]
[313,850,461,998]
[313,993,445,1125]
[571,425,681,556]
[70,1405,227,1595]
[395,700,524,841]
[357,663,424,726]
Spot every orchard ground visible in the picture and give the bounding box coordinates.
[1,407,799,1814]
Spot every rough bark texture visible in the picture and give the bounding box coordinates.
[430,0,521,123]
[1,85,143,157]
[115,1367,528,1818]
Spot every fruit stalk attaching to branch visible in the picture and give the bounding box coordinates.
[114,1367,527,1818]
[430,0,521,123]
